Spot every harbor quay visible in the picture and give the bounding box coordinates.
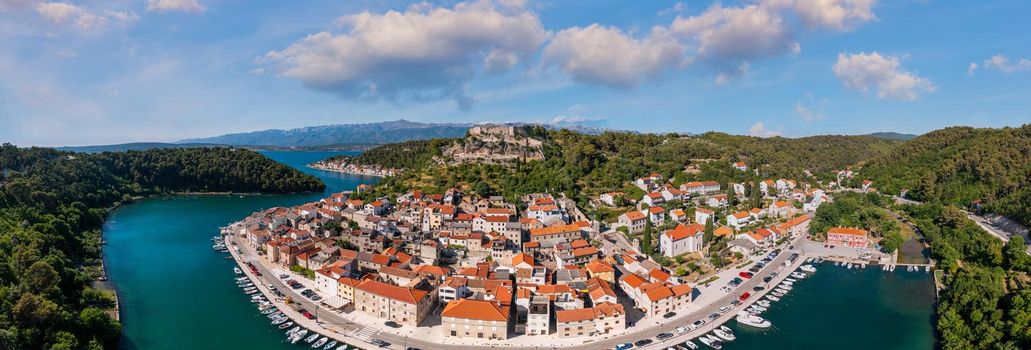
[226,226,830,350]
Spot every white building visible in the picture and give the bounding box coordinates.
[659,223,705,258]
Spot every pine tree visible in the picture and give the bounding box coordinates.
[704,216,715,244]
[727,182,738,206]
[642,219,654,255]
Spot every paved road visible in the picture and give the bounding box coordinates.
[231,231,806,350]
[892,196,1031,255]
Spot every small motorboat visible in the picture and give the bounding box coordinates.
[291,330,308,344]
[244,289,258,295]
[749,305,767,312]
[778,284,793,291]
[261,307,277,314]
[268,312,284,319]
[278,321,294,330]
[304,333,319,344]
[800,265,817,273]
[271,317,288,325]
[772,291,785,297]
[736,311,772,328]
[699,335,723,349]
[285,326,300,335]
[234,267,243,275]
[713,328,736,341]
[682,340,698,349]
[756,300,771,307]
[312,337,328,348]
[323,340,338,350]
[766,295,780,301]
[775,288,789,294]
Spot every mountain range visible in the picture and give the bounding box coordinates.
[177,119,915,148]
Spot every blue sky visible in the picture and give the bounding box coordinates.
[1,0,1029,146]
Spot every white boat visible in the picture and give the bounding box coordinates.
[713,328,736,341]
[324,340,338,350]
[244,289,258,295]
[756,300,771,307]
[834,261,840,266]
[784,278,797,283]
[234,267,243,275]
[781,280,793,286]
[278,321,293,330]
[750,305,767,312]
[271,317,288,325]
[304,333,319,343]
[799,265,816,273]
[778,284,793,290]
[926,265,931,272]
[736,311,772,328]
[771,291,785,297]
[766,295,780,301]
[790,272,806,279]
[291,330,308,344]
[698,335,722,349]
[683,340,698,349]
[719,326,734,334]
[312,337,328,348]
[260,307,276,314]
[286,326,300,335]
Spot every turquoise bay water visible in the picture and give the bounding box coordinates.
[104,151,935,349]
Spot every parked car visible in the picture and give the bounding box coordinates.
[708,313,720,320]
[385,321,401,328]
[691,320,706,328]
[634,339,653,347]
[739,271,753,279]
[675,326,688,334]
[663,312,677,319]
[719,306,732,313]
[371,339,390,347]
[752,286,765,292]
[615,343,634,350]
[656,332,673,341]
[739,292,751,301]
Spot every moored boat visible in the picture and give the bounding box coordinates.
[324,340,338,350]
[736,311,772,328]
[234,267,243,275]
[756,300,771,307]
[713,328,735,341]
[683,340,698,349]
[304,333,319,343]
[278,321,294,330]
[766,294,780,301]
[799,265,816,273]
[312,337,328,348]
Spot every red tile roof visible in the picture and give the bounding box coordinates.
[355,280,428,304]
[441,299,509,322]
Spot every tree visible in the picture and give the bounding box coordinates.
[750,183,762,208]
[703,217,714,244]
[1004,236,1030,272]
[726,182,738,206]
[642,219,654,255]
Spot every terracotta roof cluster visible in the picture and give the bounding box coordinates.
[623,210,646,221]
[529,223,582,237]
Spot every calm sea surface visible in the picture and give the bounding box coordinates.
[104,151,935,350]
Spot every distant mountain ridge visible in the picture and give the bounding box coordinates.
[179,119,472,147]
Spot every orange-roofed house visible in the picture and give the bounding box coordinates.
[647,206,666,225]
[695,207,714,225]
[354,280,434,327]
[638,283,693,317]
[670,208,688,222]
[618,210,648,233]
[641,192,666,207]
[714,226,735,238]
[727,211,753,230]
[659,223,705,258]
[527,204,564,223]
[529,223,584,243]
[733,162,748,171]
[778,214,812,238]
[827,227,869,248]
[511,253,535,270]
[585,259,615,283]
[555,302,626,338]
[441,299,510,340]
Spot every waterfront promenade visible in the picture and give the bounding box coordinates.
[227,229,813,350]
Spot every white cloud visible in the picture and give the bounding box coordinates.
[34,2,136,30]
[982,55,1031,74]
[789,0,877,31]
[542,24,684,88]
[263,0,548,107]
[659,2,688,16]
[795,94,827,122]
[714,62,750,85]
[748,121,782,137]
[147,0,206,13]
[671,3,799,63]
[967,62,978,76]
[832,52,936,100]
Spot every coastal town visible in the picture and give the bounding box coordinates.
[223,157,900,350]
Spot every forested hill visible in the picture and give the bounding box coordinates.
[0,145,323,349]
[861,125,1031,225]
[347,129,898,203]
